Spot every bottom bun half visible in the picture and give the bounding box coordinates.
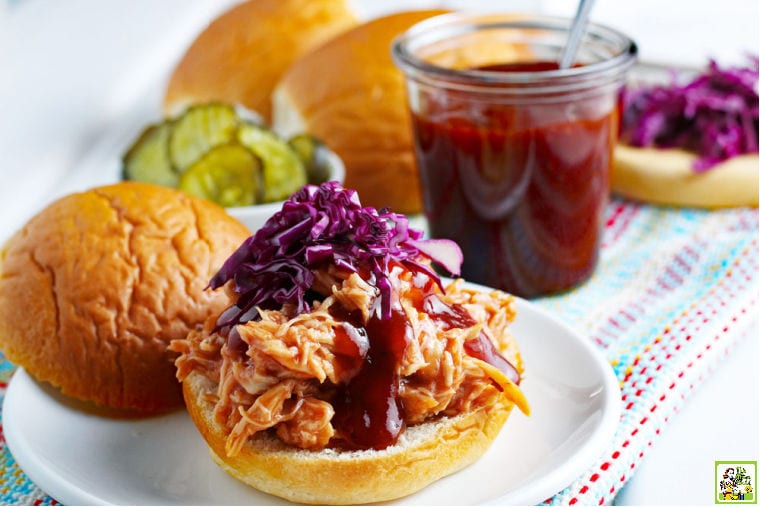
[183,372,514,505]
[612,145,759,208]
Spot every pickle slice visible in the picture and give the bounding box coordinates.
[237,123,307,202]
[178,144,262,207]
[122,123,177,186]
[288,134,333,185]
[169,103,239,172]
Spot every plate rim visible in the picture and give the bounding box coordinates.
[490,293,622,505]
[2,384,108,506]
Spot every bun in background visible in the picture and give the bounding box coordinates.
[164,0,359,121]
[273,10,449,214]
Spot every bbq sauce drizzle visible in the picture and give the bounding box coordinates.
[327,272,520,451]
[329,303,409,450]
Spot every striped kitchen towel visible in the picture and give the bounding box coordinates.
[0,358,58,506]
[537,199,758,505]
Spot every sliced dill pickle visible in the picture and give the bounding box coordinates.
[237,123,307,202]
[169,103,239,172]
[288,134,332,185]
[122,123,178,186]
[178,144,262,207]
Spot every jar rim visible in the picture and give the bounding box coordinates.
[391,13,638,87]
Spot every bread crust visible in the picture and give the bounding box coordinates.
[163,0,358,121]
[612,144,759,208]
[183,371,514,504]
[273,10,450,215]
[0,182,250,414]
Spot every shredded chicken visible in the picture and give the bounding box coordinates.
[173,325,225,382]
[171,266,526,456]
[238,306,357,385]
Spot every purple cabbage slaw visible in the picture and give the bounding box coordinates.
[621,57,759,172]
[210,181,463,327]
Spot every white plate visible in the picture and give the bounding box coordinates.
[3,296,620,506]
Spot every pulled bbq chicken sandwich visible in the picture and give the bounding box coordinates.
[172,181,529,504]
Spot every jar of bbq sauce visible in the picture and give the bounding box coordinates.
[393,14,637,297]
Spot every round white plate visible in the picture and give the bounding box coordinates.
[3,297,620,505]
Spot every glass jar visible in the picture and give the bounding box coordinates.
[393,13,637,298]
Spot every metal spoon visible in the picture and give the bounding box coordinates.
[558,0,598,69]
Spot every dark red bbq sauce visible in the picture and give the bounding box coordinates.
[329,304,411,451]
[332,322,369,379]
[422,294,520,385]
[421,293,477,328]
[411,60,617,298]
[481,61,586,72]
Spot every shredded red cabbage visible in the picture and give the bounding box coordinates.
[210,181,463,326]
[621,57,759,172]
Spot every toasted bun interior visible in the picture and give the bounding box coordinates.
[164,0,359,120]
[183,371,514,505]
[0,182,250,414]
[612,144,759,208]
[272,10,450,214]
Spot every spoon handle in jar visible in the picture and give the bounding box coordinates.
[559,0,597,69]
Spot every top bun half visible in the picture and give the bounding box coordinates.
[0,182,250,414]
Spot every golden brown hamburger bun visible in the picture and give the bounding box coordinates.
[612,144,759,208]
[163,0,359,121]
[272,10,450,215]
[182,370,516,505]
[0,182,250,415]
